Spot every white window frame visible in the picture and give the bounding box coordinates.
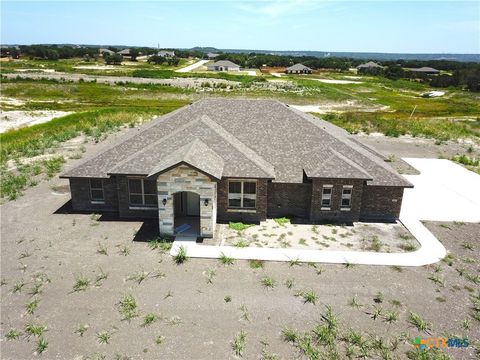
[340,185,353,211]
[89,178,105,204]
[128,177,157,209]
[321,184,333,210]
[227,180,257,210]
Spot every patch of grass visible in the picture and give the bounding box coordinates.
[233,239,249,248]
[127,269,150,284]
[25,322,46,337]
[75,324,89,337]
[224,295,232,303]
[282,328,298,342]
[373,292,384,303]
[142,313,157,327]
[94,268,109,286]
[219,253,234,265]
[97,330,111,344]
[239,304,250,321]
[408,312,431,333]
[72,275,90,292]
[428,273,446,287]
[367,235,382,252]
[229,222,253,231]
[205,268,216,284]
[26,298,39,314]
[261,276,276,289]
[349,295,362,309]
[118,294,138,321]
[273,217,290,226]
[384,311,399,323]
[296,289,318,305]
[232,330,247,357]
[248,259,264,269]
[154,335,165,345]
[285,279,295,289]
[288,258,301,267]
[36,337,48,354]
[462,241,474,251]
[12,279,26,293]
[96,243,108,255]
[399,241,418,252]
[173,245,187,264]
[117,243,130,256]
[6,329,22,340]
[148,237,173,252]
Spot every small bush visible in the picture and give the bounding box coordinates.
[173,246,187,264]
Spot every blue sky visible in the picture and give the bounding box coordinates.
[1,1,479,53]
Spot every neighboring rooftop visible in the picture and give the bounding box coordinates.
[408,66,440,73]
[208,60,240,68]
[357,61,384,69]
[62,99,411,187]
[157,50,175,57]
[286,63,312,71]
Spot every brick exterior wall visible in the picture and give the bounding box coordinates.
[267,183,312,219]
[69,177,118,212]
[360,186,404,221]
[68,175,405,226]
[216,179,268,223]
[310,178,365,223]
[117,175,158,219]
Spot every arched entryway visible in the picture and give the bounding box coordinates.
[173,191,200,236]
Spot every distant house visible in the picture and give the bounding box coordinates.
[207,60,240,72]
[117,49,131,56]
[207,52,220,60]
[357,61,384,70]
[285,64,312,74]
[157,50,175,58]
[408,67,440,75]
[99,48,115,56]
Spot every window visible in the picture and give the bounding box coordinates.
[128,178,157,207]
[341,186,353,210]
[90,178,104,203]
[228,180,256,209]
[321,185,333,209]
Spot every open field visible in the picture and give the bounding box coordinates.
[1,58,479,201]
[1,163,479,358]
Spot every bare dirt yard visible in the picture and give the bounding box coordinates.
[210,219,419,253]
[1,139,479,359]
[0,110,73,133]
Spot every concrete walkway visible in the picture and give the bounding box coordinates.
[175,59,209,73]
[171,159,480,266]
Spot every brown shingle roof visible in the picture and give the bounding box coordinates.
[61,99,412,187]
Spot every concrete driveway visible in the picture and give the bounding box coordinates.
[401,158,480,222]
[175,59,209,73]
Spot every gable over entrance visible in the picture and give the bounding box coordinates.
[157,164,217,237]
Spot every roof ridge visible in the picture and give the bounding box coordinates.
[200,115,276,178]
[108,116,202,174]
[330,148,373,179]
[288,107,411,186]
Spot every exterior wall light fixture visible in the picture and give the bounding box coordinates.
[204,199,209,207]
[162,198,167,206]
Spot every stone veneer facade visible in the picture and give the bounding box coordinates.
[156,165,216,237]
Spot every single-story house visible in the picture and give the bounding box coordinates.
[117,48,131,56]
[207,52,220,60]
[207,60,240,72]
[407,67,440,75]
[157,50,175,58]
[99,48,115,56]
[285,63,312,74]
[357,61,384,70]
[61,99,412,238]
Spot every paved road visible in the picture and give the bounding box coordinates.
[175,59,209,73]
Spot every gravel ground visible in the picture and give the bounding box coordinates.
[1,119,479,360]
[211,219,418,253]
[1,163,479,359]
